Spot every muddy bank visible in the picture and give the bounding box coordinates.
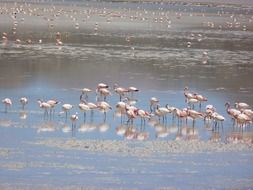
[29,138,253,156]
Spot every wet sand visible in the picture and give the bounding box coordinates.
[30,138,253,156]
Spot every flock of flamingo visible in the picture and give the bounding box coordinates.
[1,83,253,140]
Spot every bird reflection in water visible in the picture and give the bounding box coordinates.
[226,131,253,144]
[19,111,28,120]
[37,122,56,133]
[97,122,110,133]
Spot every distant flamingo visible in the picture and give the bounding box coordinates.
[70,113,78,134]
[193,93,208,109]
[187,98,199,109]
[19,97,28,110]
[47,99,59,116]
[97,101,112,122]
[81,88,92,101]
[210,112,225,131]
[62,103,73,121]
[173,108,188,125]
[115,101,127,123]
[96,83,111,101]
[150,97,159,113]
[2,98,12,113]
[241,109,253,119]
[78,102,90,122]
[155,104,171,123]
[125,106,138,125]
[186,108,204,127]
[235,102,250,110]
[113,83,129,101]
[37,99,51,118]
[225,102,240,125]
[136,109,151,126]
[128,86,139,98]
[234,113,252,128]
[184,86,194,103]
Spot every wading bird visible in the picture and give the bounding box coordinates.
[2,98,12,113]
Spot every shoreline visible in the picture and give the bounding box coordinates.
[29,138,253,156]
[1,0,253,7]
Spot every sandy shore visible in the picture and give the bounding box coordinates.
[29,138,253,156]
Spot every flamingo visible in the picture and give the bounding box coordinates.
[165,104,177,120]
[97,101,112,121]
[184,86,194,103]
[80,95,98,119]
[78,102,90,122]
[97,83,109,89]
[150,97,159,113]
[62,103,73,121]
[81,88,92,101]
[234,113,252,128]
[241,109,253,119]
[113,83,129,101]
[235,102,250,110]
[115,101,127,123]
[125,105,138,125]
[225,102,240,125]
[210,112,225,131]
[193,93,208,109]
[2,98,12,113]
[20,97,28,110]
[70,113,78,132]
[187,108,204,127]
[136,109,151,126]
[47,99,59,116]
[37,99,51,118]
[154,104,171,123]
[96,84,111,101]
[187,98,199,109]
[128,86,139,98]
[173,108,188,125]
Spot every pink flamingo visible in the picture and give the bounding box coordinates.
[113,83,129,101]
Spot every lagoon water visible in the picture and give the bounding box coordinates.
[0,1,253,189]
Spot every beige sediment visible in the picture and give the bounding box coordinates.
[29,138,253,157]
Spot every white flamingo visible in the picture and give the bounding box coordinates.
[155,104,171,123]
[78,102,90,122]
[62,103,73,121]
[150,97,159,113]
[235,102,250,110]
[47,99,59,116]
[128,86,139,98]
[20,97,28,110]
[70,113,78,130]
[210,112,225,131]
[97,101,112,121]
[2,98,12,113]
[81,88,92,101]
